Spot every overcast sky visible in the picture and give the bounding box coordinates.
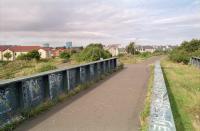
[0,0,200,46]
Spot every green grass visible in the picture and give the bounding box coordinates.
[161,58,200,131]
[118,54,153,64]
[0,58,65,80]
[140,65,154,131]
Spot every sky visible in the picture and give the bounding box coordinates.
[0,0,200,46]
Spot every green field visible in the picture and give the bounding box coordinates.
[161,59,200,131]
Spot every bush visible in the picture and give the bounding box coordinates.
[117,53,125,57]
[4,52,12,60]
[169,39,200,64]
[17,50,40,61]
[140,52,151,58]
[59,51,70,60]
[74,43,112,62]
[169,49,190,64]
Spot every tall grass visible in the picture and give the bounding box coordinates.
[118,54,151,64]
[161,59,200,131]
[0,60,58,80]
[140,65,154,131]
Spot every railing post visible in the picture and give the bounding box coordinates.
[67,70,70,91]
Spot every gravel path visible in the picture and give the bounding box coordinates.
[15,56,160,131]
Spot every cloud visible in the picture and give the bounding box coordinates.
[0,0,200,46]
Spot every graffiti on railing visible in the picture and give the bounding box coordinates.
[0,88,12,115]
[49,73,63,99]
[149,61,176,131]
[22,78,43,108]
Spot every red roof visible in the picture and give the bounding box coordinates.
[0,45,12,51]
[8,46,41,52]
[41,47,53,51]
[0,46,10,51]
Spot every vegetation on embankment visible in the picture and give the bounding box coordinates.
[169,39,200,64]
[0,59,59,79]
[140,65,154,131]
[0,43,112,80]
[161,58,200,131]
[118,51,165,64]
[119,41,167,64]
[73,43,112,62]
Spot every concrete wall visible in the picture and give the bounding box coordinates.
[149,61,176,131]
[0,58,117,126]
[190,57,200,68]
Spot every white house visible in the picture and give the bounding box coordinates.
[0,46,52,61]
[104,44,126,56]
[136,46,156,53]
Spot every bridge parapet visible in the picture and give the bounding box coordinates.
[149,61,176,131]
[0,58,117,127]
[190,57,200,68]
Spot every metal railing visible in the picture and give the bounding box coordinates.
[149,61,176,131]
[0,58,117,127]
[190,57,200,68]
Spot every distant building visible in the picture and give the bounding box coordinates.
[43,43,50,48]
[0,45,52,61]
[118,48,127,54]
[104,44,126,56]
[136,45,178,53]
[154,45,177,51]
[52,46,83,57]
[51,47,66,57]
[66,46,83,53]
[136,45,155,53]
[104,44,120,56]
[66,42,72,48]
[0,45,11,61]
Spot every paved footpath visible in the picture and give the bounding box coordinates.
[15,57,160,131]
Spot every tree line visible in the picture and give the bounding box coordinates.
[169,39,200,64]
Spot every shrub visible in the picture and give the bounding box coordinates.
[169,39,200,64]
[59,51,70,60]
[17,53,28,60]
[126,42,136,55]
[169,49,190,64]
[27,50,41,60]
[74,43,112,62]
[140,52,151,58]
[117,53,125,57]
[4,52,12,60]
[17,50,40,61]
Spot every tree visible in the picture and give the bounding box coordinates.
[126,42,135,55]
[27,50,41,60]
[181,39,200,52]
[75,43,112,62]
[4,52,12,61]
[17,50,40,61]
[59,51,70,60]
[169,39,200,64]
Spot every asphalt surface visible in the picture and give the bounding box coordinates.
[15,56,160,131]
